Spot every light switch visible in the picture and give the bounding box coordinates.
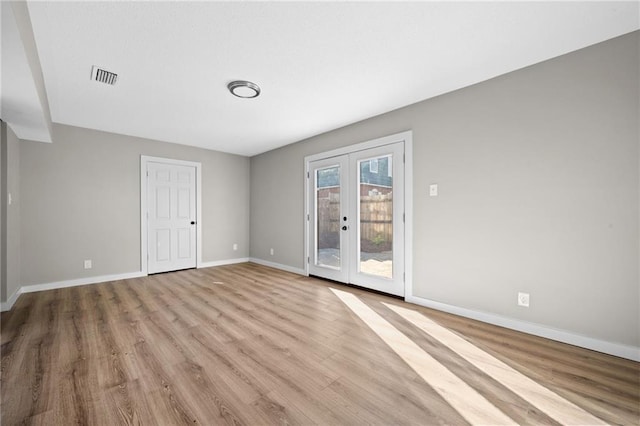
[8,193,12,205]
[429,184,438,197]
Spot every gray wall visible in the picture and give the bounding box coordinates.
[1,121,22,303]
[20,123,250,286]
[250,32,639,347]
[1,122,5,301]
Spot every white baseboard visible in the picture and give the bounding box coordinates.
[5,264,635,362]
[249,258,306,276]
[1,271,147,312]
[1,260,249,312]
[405,295,640,362]
[20,271,147,295]
[199,258,250,268]
[1,287,24,312]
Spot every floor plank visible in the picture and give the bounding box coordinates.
[2,263,638,425]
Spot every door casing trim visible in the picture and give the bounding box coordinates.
[303,130,413,300]
[140,155,202,275]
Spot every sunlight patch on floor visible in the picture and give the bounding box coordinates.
[330,287,517,425]
[383,302,607,426]
[331,287,609,426]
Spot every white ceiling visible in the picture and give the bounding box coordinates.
[21,1,640,156]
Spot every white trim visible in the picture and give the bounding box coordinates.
[406,294,640,362]
[404,132,413,302]
[196,161,202,269]
[303,130,413,296]
[199,258,250,268]
[1,287,24,312]
[140,155,202,275]
[304,161,310,276]
[141,157,148,273]
[21,271,146,295]
[304,130,413,163]
[1,259,251,311]
[249,258,306,276]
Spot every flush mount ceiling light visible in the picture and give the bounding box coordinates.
[227,80,260,98]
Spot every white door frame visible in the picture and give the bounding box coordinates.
[141,155,202,275]
[303,130,413,299]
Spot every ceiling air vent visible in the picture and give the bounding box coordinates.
[91,65,118,85]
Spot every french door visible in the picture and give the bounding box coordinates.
[308,142,405,296]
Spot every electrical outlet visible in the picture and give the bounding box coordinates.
[84,259,92,270]
[429,183,438,197]
[517,292,530,307]
[270,248,274,256]
[233,243,238,251]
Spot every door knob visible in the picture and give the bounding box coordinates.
[190,221,196,225]
[341,225,348,231]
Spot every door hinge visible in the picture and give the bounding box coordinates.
[307,171,310,179]
[146,170,149,177]
[403,272,405,282]
[307,214,310,221]
[403,212,405,223]
[403,153,405,163]
[307,256,310,264]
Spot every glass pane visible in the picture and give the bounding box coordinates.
[359,155,392,278]
[316,166,341,269]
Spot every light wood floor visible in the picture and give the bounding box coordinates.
[1,263,638,425]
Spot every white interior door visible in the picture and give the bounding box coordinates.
[308,142,405,296]
[147,162,197,274]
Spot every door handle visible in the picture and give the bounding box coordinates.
[190,221,196,225]
[342,225,348,231]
